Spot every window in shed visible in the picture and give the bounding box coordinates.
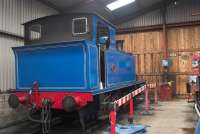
[29,24,41,40]
[72,17,88,35]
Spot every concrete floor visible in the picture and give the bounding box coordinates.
[133,99,198,134]
[0,99,198,134]
[0,94,27,128]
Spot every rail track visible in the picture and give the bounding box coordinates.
[0,96,145,134]
[0,116,109,134]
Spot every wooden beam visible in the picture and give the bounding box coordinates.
[192,12,200,16]
[117,25,163,34]
[137,72,196,76]
[161,2,168,59]
[134,51,162,55]
[117,20,200,34]
[137,74,162,76]
[169,48,200,53]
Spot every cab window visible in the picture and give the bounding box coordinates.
[29,24,41,40]
[72,17,88,35]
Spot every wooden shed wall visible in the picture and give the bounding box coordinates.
[117,25,200,95]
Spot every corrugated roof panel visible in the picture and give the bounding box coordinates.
[0,0,58,92]
[0,35,23,92]
[166,0,200,23]
[118,0,200,29]
[118,9,162,28]
[0,0,58,37]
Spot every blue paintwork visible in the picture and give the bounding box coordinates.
[103,124,146,134]
[195,120,200,134]
[13,14,143,95]
[106,50,136,87]
[14,42,88,91]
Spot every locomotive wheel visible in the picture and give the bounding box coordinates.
[8,94,19,109]
[78,99,99,131]
[62,96,77,112]
[79,109,86,131]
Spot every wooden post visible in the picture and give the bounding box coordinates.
[161,2,169,84]
[161,3,168,59]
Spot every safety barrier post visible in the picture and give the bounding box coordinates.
[108,85,146,134]
[128,96,134,123]
[145,86,150,112]
[154,84,158,105]
[110,110,116,134]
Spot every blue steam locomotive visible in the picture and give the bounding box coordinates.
[8,13,144,133]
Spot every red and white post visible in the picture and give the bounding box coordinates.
[109,85,146,134]
[128,95,134,123]
[154,84,158,105]
[145,86,150,112]
[110,110,116,134]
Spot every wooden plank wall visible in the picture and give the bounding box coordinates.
[117,25,200,95]
[168,26,200,94]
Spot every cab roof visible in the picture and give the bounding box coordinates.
[23,13,116,29]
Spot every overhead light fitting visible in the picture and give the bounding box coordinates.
[106,0,136,11]
[174,1,177,5]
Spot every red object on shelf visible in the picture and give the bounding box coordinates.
[159,84,172,101]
